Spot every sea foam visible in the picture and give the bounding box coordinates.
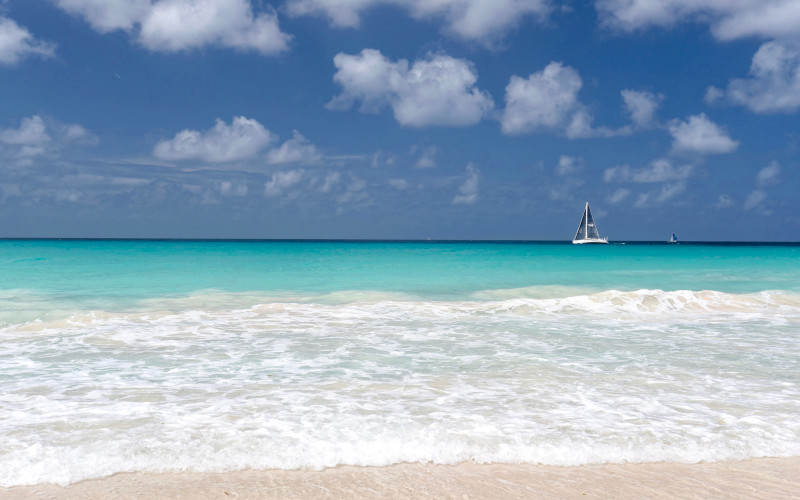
[2,288,800,486]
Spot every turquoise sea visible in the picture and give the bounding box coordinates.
[2,240,800,486]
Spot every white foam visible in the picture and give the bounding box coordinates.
[2,289,800,486]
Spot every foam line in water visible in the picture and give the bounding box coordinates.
[2,288,799,486]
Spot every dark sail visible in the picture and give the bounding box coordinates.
[574,208,588,241]
[573,202,607,243]
[585,206,601,239]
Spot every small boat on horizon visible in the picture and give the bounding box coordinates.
[573,202,608,244]
[668,233,678,244]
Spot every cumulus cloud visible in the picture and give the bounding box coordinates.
[329,49,494,127]
[668,113,738,154]
[387,178,409,189]
[743,189,768,212]
[744,161,781,214]
[54,0,290,54]
[267,130,323,165]
[220,180,248,197]
[604,158,693,207]
[0,17,56,65]
[555,155,583,176]
[715,194,733,208]
[501,62,583,136]
[501,62,624,138]
[755,161,781,187]
[0,115,97,164]
[706,41,800,114]
[62,124,97,145]
[453,163,479,204]
[621,89,663,128]
[634,182,686,208]
[286,0,550,43]
[607,187,630,204]
[54,0,150,32]
[604,159,693,183]
[414,145,439,168]
[596,0,800,41]
[336,175,369,205]
[318,171,341,193]
[0,116,51,146]
[264,169,305,197]
[548,155,585,201]
[153,116,274,163]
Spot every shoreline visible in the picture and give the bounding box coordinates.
[3,458,799,499]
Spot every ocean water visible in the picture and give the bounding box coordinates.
[1,240,800,486]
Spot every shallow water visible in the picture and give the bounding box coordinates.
[1,241,799,486]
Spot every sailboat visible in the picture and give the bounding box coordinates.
[668,233,678,244]
[572,202,608,244]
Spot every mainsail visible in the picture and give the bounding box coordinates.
[573,202,607,244]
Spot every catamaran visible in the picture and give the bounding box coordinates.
[573,202,608,244]
[668,233,678,244]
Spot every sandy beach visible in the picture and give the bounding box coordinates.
[3,458,799,499]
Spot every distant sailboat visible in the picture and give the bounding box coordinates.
[668,233,678,244]
[573,202,608,244]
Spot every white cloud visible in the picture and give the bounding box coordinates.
[54,0,150,32]
[220,181,248,196]
[153,116,274,163]
[286,0,550,42]
[62,124,95,144]
[414,145,439,168]
[388,178,409,189]
[744,161,781,214]
[708,42,800,114]
[548,177,583,201]
[607,187,630,204]
[549,156,586,200]
[756,161,781,187]
[318,171,341,193]
[0,116,51,146]
[0,17,55,65]
[501,62,623,138]
[54,0,290,54]
[621,89,663,128]
[0,115,96,164]
[408,0,551,42]
[501,62,583,136]
[658,182,686,202]
[604,159,693,183]
[453,163,479,204]
[704,86,724,104]
[267,130,323,165]
[596,0,800,42]
[371,150,397,168]
[336,175,370,208]
[264,169,305,197]
[329,49,494,127]
[602,165,629,183]
[715,194,733,208]
[555,155,583,176]
[634,182,686,208]
[668,113,738,154]
[743,189,768,212]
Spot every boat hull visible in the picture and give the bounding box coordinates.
[572,238,608,244]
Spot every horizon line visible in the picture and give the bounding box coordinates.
[1,238,799,245]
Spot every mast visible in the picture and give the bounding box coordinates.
[585,202,589,239]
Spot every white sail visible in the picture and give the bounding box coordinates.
[573,202,608,244]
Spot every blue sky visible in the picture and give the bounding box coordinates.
[0,0,798,240]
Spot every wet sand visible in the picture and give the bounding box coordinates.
[3,458,799,499]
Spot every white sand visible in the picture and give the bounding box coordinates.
[3,458,799,499]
